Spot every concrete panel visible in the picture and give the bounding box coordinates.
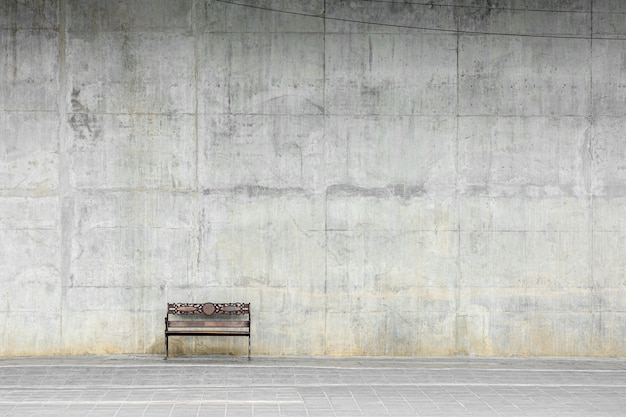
[0,29,58,111]
[200,192,325,288]
[68,114,196,190]
[458,117,590,195]
[461,230,591,289]
[593,231,626,288]
[0,312,62,355]
[459,188,594,357]
[326,311,456,356]
[250,310,326,356]
[74,191,196,230]
[196,34,230,114]
[325,0,455,34]
[461,231,529,288]
[67,0,193,32]
[592,42,626,116]
[0,112,59,191]
[0,0,58,29]
[200,0,324,34]
[486,312,595,356]
[591,117,626,196]
[198,115,326,189]
[201,226,326,290]
[70,227,197,288]
[61,310,150,354]
[593,0,626,37]
[594,197,626,232]
[325,230,457,312]
[460,287,593,314]
[325,311,397,356]
[198,32,324,115]
[461,197,591,232]
[0,229,60,286]
[597,287,626,313]
[597,312,626,355]
[327,116,457,191]
[66,32,195,114]
[0,262,60,313]
[457,0,590,37]
[327,192,458,232]
[459,36,591,116]
[325,34,457,116]
[555,232,593,286]
[63,286,166,354]
[71,192,198,288]
[64,283,154,312]
[0,196,59,229]
[0,228,61,355]
[0,194,59,356]
[203,190,324,232]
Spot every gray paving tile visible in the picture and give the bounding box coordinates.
[1,356,626,416]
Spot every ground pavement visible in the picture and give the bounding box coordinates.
[0,355,624,416]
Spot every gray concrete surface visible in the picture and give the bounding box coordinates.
[2,0,626,357]
[0,356,625,416]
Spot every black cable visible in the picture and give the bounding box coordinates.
[355,0,601,15]
[215,0,626,41]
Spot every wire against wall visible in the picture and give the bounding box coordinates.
[215,0,626,41]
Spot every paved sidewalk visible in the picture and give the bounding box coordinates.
[0,355,624,416]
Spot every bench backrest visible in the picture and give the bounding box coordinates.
[166,302,250,330]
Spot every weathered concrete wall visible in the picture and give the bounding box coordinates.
[1,0,625,357]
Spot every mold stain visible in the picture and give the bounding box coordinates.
[460,0,502,24]
[68,112,102,147]
[71,87,87,112]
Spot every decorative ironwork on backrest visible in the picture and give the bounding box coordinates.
[167,302,250,316]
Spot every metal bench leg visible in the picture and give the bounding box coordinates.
[248,335,251,360]
[164,335,168,360]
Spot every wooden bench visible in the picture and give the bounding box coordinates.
[165,302,250,359]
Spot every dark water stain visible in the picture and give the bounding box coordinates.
[71,87,87,112]
[68,112,102,146]
[457,0,502,23]
[203,185,308,197]
[327,184,425,200]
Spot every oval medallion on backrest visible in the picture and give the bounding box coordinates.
[202,302,216,315]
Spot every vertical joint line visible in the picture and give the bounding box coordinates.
[454,21,462,355]
[58,0,69,350]
[193,0,199,188]
[322,0,328,356]
[192,0,202,289]
[589,0,597,349]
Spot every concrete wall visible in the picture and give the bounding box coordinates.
[1,0,625,356]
